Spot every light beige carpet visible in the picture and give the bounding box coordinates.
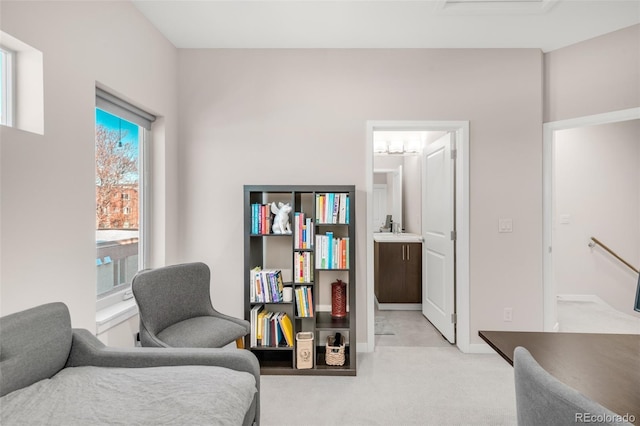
[374,315,395,335]
[260,346,517,426]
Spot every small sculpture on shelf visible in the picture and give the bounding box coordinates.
[271,202,292,234]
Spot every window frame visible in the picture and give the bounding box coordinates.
[94,88,155,312]
[0,45,15,127]
[94,126,151,311]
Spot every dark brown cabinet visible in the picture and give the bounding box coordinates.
[374,241,422,303]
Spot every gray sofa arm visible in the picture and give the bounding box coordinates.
[66,329,260,422]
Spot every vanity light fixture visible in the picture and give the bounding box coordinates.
[387,139,404,154]
[405,138,422,153]
[373,138,388,153]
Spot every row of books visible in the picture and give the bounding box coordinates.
[316,193,349,224]
[293,252,314,283]
[293,212,314,249]
[249,306,294,348]
[315,233,349,269]
[249,267,285,303]
[295,286,314,317]
[250,203,273,235]
[252,194,349,235]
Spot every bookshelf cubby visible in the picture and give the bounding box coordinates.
[244,185,356,376]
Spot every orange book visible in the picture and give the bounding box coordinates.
[306,286,314,316]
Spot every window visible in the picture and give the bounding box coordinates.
[95,88,155,302]
[0,46,14,127]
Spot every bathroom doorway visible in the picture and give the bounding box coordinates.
[365,120,470,352]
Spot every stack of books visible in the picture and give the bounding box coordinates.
[315,232,349,269]
[250,203,272,234]
[294,252,314,283]
[249,306,294,348]
[293,212,314,249]
[295,286,314,317]
[315,193,349,224]
[249,267,284,303]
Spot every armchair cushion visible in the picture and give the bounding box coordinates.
[1,365,256,425]
[157,316,249,348]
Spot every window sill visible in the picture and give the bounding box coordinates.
[96,299,138,335]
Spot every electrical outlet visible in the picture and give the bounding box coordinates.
[503,308,513,322]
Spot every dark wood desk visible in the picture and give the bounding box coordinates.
[479,331,640,424]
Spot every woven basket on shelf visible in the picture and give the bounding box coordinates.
[325,334,345,366]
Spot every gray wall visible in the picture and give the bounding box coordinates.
[1,0,637,348]
[544,25,639,122]
[0,1,179,332]
[554,120,640,316]
[177,48,544,346]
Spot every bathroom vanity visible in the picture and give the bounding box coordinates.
[373,233,423,305]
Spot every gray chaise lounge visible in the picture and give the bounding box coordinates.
[0,302,260,425]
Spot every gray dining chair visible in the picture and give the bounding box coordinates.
[513,346,632,426]
[132,262,250,349]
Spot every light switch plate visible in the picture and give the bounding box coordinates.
[499,218,513,233]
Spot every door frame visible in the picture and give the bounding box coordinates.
[365,120,470,353]
[542,107,640,332]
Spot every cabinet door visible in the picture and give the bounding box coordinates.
[403,243,422,304]
[375,242,405,303]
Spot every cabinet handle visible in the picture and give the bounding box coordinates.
[402,245,405,260]
[407,245,410,261]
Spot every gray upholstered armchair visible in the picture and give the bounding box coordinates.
[514,346,631,426]
[132,262,250,348]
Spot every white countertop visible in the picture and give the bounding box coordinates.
[373,232,423,243]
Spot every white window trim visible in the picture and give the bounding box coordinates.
[0,31,44,135]
[96,296,138,336]
[0,45,15,127]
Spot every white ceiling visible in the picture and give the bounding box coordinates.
[132,0,640,51]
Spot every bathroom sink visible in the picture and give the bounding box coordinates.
[373,232,423,243]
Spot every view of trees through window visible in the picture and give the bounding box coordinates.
[95,108,141,297]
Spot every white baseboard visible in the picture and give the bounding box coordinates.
[357,341,374,353]
[557,294,605,304]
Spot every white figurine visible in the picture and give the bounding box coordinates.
[271,202,292,234]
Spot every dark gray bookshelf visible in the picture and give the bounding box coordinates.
[243,185,356,376]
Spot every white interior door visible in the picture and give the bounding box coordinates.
[422,132,456,343]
